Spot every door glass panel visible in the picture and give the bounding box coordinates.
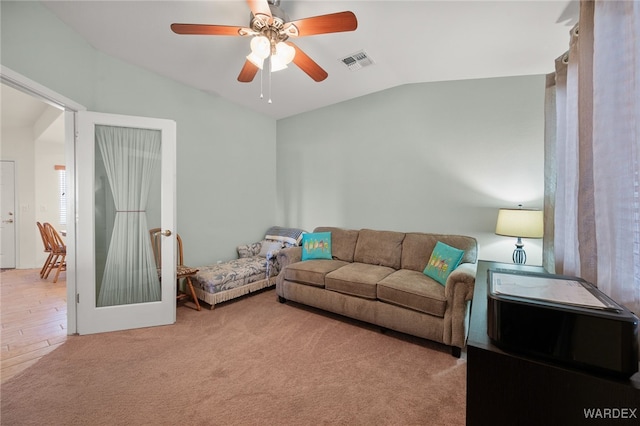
[94,125,162,307]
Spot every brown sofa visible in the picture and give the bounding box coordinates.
[276,227,478,357]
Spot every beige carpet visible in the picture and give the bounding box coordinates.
[1,289,466,425]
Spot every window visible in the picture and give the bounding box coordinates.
[55,165,66,226]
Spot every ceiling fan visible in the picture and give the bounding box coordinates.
[171,0,358,83]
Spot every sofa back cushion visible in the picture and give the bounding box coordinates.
[353,229,405,269]
[314,227,360,262]
[401,233,478,272]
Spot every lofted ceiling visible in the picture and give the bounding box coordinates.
[38,1,578,120]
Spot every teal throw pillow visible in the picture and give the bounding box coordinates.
[301,232,332,261]
[423,241,464,286]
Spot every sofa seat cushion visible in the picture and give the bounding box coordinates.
[325,262,395,299]
[284,259,348,288]
[377,269,447,317]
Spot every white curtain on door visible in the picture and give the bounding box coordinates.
[96,125,161,307]
[546,0,640,317]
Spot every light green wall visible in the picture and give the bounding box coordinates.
[1,1,277,265]
[276,76,546,264]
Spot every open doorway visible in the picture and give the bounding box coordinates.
[0,83,66,271]
[0,82,68,382]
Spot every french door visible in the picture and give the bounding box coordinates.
[76,111,176,334]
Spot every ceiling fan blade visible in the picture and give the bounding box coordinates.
[287,11,357,37]
[286,42,328,82]
[246,0,272,20]
[238,60,260,83]
[171,23,245,36]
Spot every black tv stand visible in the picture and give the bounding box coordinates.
[466,261,640,425]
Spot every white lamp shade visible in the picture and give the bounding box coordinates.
[270,42,295,72]
[495,209,543,238]
[250,36,271,59]
[246,52,264,69]
[270,56,288,72]
[275,42,295,64]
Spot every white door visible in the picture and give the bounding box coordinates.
[76,111,176,334]
[0,161,16,269]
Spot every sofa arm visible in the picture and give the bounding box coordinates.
[275,246,302,293]
[444,262,477,348]
[444,262,477,301]
[276,246,302,270]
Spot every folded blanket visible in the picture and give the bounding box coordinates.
[264,226,307,246]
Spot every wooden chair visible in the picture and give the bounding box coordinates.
[42,223,66,283]
[149,228,201,311]
[37,222,53,278]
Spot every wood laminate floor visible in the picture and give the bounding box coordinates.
[1,268,67,384]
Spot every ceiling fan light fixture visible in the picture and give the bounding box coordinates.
[246,52,265,70]
[275,41,295,64]
[270,57,288,72]
[270,41,295,72]
[250,35,271,59]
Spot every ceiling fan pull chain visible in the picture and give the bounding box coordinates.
[268,58,273,104]
[259,67,264,99]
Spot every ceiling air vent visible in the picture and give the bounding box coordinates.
[340,50,374,71]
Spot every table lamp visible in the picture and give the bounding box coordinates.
[495,206,543,264]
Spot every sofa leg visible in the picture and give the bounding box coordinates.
[278,296,287,304]
[451,346,462,358]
